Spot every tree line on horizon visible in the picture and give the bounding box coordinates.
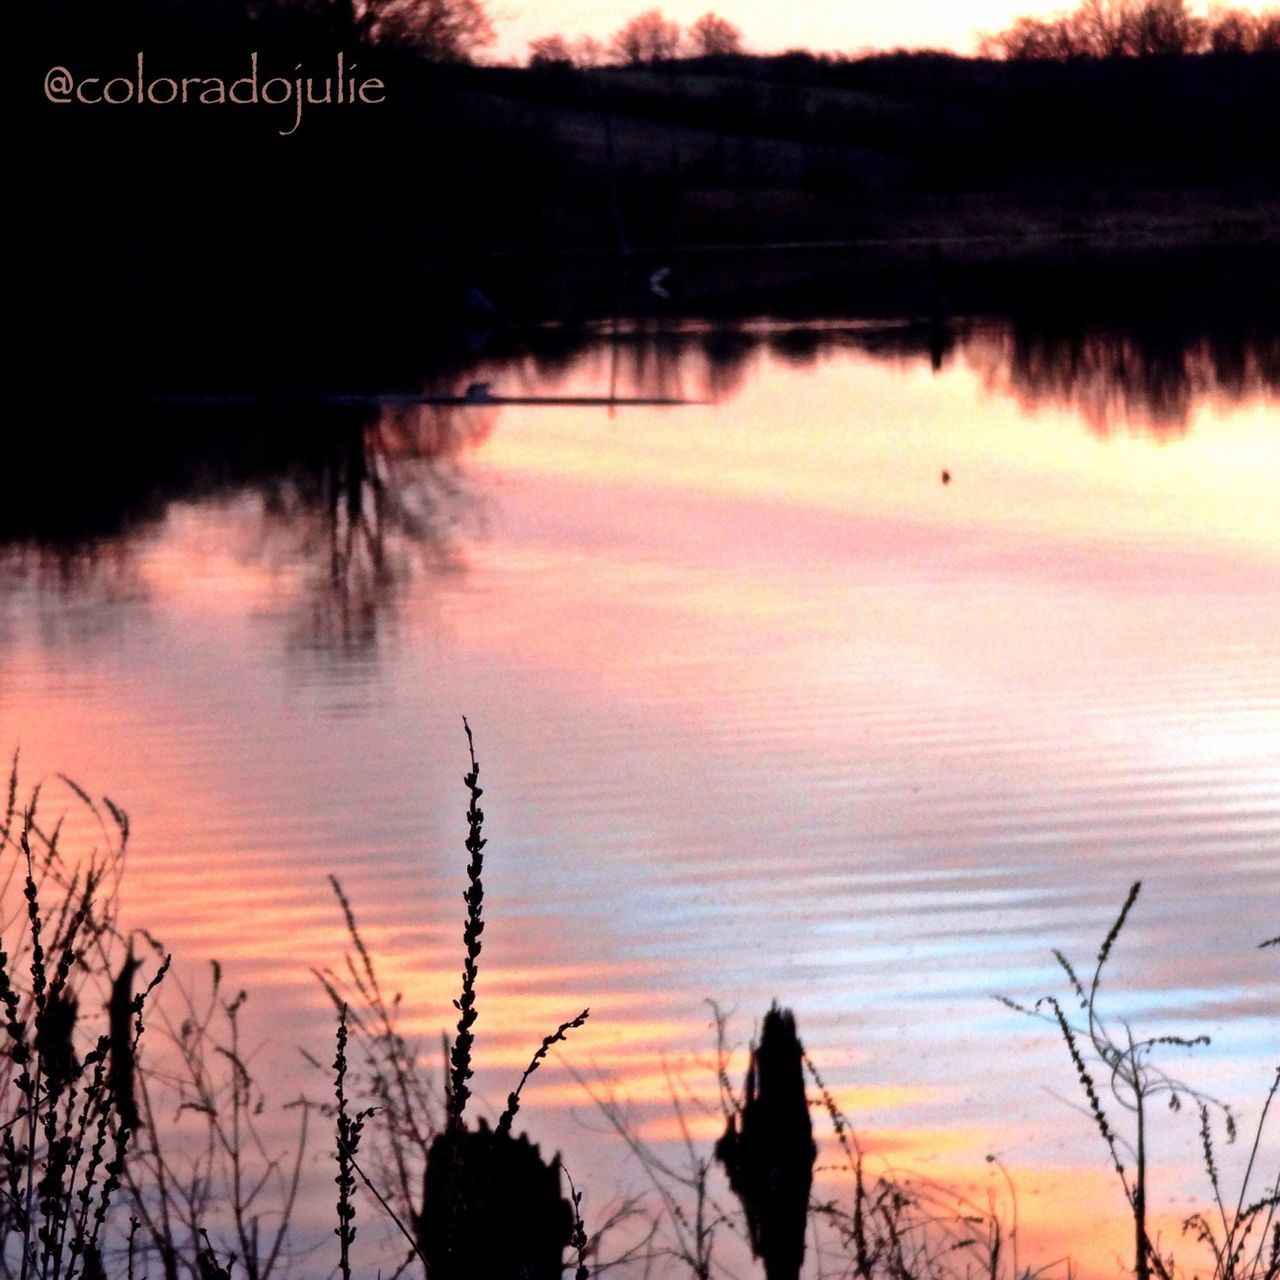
[520,0,1280,68]
[43,0,1280,68]
[980,0,1280,57]
[527,10,743,69]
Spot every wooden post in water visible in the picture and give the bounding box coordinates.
[715,1003,817,1280]
[417,1121,573,1280]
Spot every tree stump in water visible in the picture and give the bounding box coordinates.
[417,1119,574,1280]
[715,1003,816,1280]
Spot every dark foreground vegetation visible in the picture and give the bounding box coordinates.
[1,735,1276,1280]
[19,0,1280,394]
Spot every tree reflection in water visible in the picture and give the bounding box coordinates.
[962,321,1280,438]
[578,315,1277,438]
[0,402,494,658]
[262,404,494,657]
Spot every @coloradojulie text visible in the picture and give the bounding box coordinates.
[43,52,385,135]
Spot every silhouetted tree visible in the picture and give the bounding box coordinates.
[610,8,682,64]
[528,33,573,65]
[358,0,493,58]
[688,11,743,55]
[983,0,1278,57]
[979,14,1078,57]
[573,34,605,65]
[1207,5,1258,49]
[1075,0,1139,54]
[980,0,1131,57]
[1207,4,1280,48]
[1127,0,1204,52]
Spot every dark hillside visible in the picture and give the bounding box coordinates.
[18,3,1280,387]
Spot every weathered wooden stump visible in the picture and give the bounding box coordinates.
[417,1119,574,1280]
[715,1004,816,1280]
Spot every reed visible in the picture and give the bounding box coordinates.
[446,717,487,1134]
[323,721,591,1280]
[1002,883,1279,1280]
[0,772,169,1280]
[0,769,312,1280]
[333,1005,375,1280]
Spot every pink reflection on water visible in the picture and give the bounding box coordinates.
[0,322,1276,1276]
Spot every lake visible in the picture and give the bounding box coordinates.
[1,315,1277,1278]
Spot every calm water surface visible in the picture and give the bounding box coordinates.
[2,319,1277,1275]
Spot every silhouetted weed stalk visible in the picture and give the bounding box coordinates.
[1002,882,1279,1280]
[447,717,487,1132]
[322,719,592,1280]
[333,1005,375,1280]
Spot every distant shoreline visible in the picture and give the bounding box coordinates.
[22,41,1280,386]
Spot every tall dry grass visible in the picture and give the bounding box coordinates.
[0,760,169,1280]
[1002,882,1278,1280]
[1,743,1274,1280]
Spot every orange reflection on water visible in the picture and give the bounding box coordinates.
[476,361,1279,556]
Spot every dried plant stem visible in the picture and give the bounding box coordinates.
[497,1009,590,1137]
[447,716,486,1132]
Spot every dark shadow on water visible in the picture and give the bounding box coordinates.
[1,401,493,657]
[481,313,1278,433]
[961,318,1280,439]
[4,312,1276,651]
